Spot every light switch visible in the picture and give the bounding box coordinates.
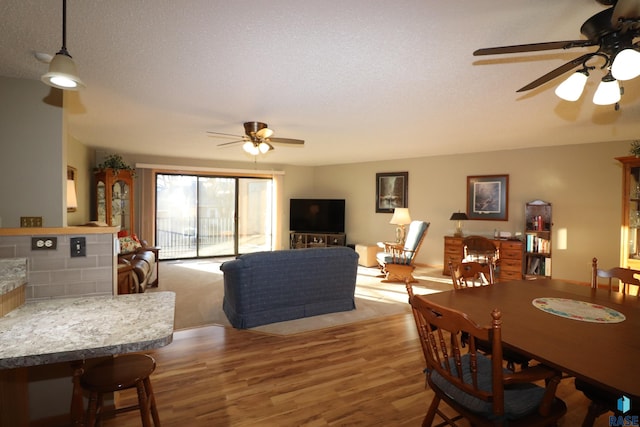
[70,237,86,257]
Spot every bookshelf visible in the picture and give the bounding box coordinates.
[524,200,552,278]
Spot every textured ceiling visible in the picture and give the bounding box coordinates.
[1,0,639,166]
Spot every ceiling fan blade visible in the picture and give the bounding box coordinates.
[516,53,596,92]
[255,127,274,139]
[611,0,640,28]
[473,40,596,56]
[217,139,246,147]
[267,137,305,145]
[207,131,244,138]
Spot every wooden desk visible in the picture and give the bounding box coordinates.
[0,291,175,426]
[417,279,640,400]
[443,236,524,281]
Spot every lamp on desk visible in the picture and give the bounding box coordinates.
[450,211,468,237]
[390,208,412,244]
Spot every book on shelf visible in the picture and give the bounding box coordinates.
[527,257,540,275]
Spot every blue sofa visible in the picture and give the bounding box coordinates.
[220,247,359,328]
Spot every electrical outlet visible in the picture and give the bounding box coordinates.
[21,216,43,227]
[70,237,86,257]
[31,237,57,250]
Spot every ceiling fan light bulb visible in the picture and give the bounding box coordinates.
[41,52,85,90]
[555,72,588,101]
[243,141,259,155]
[592,78,621,105]
[612,49,640,81]
[258,142,270,153]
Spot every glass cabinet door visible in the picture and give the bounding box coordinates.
[628,166,640,262]
[97,181,106,223]
[111,180,130,230]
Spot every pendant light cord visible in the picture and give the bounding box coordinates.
[59,0,70,57]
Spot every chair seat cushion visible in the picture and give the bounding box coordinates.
[430,353,546,421]
[376,252,409,265]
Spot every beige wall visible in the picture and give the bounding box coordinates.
[313,141,628,282]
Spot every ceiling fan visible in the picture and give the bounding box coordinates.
[473,0,640,105]
[207,121,305,155]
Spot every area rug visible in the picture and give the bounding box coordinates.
[149,259,453,335]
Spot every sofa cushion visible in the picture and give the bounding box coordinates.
[119,236,142,254]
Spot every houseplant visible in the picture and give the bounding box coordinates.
[96,154,136,177]
[630,140,640,157]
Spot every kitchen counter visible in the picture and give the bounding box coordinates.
[0,291,175,369]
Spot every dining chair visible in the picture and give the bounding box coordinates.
[462,235,498,266]
[591,257,640,295]
[376,220,430,283]
[574,258,640,426]
[447,261,530,371]
[409,295,567,426]
[449,261,494,289]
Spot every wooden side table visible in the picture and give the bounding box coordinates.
[355,244,379,267]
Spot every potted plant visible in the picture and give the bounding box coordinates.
[630,140,640,157]
[96,154,136,177]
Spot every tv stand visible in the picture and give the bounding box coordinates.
[290,232,346,249]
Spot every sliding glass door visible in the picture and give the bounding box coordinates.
[156,173,272,260]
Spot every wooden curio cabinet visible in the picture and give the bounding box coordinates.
[616,156,640,269]
[95,169,135,234]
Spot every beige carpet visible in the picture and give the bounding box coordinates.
[148,259,453,335]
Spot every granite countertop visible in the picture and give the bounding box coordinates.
[0,291,175,369]
[0,258,27,296]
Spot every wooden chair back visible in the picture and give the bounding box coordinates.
[462,235,498,265]
[591,257,640,296]
[409,295,566,426]
[449,261,495,289]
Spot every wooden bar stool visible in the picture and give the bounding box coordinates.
[80,354,160,427]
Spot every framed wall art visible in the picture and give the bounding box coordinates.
[376,172,408,213]
[466,174,509,221]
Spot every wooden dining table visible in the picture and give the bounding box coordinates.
[417,279,640,401]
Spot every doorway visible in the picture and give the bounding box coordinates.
[155,173,273,260]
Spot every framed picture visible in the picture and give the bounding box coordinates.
[466,174,509,221]
[376,172,408,213]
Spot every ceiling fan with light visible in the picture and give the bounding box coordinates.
[473,0,640,107]
[207,121,305,155]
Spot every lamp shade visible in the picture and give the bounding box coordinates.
[66,179,78,210]
[611,48,640,81]
[592,75,621,105]
[449,212,468,221]
[41,51,85,91]
[555,71,588,101]
[390,208,411,225]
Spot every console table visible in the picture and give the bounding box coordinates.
[443,236,524,281]
[289,232,346,249]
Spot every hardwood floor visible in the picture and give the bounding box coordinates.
[102,313,609,427]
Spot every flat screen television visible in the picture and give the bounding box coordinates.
[289,199,345,233]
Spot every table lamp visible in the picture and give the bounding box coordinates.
[390,208,412,244]
[450,211,468,237]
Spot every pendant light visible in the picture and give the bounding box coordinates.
[41,0,85,90]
